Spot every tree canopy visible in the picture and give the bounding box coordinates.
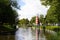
[0,0,19,24]
[40,0,60,6]
[18,18,29,27]
[41,0,60,23]
[30,16,36,24]
[39,14,44,23]
[0,0,19,30]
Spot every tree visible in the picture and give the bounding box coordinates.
[10,0,20,9]
[39,14,44,23]
[41,0,60,23]
[30,16,36,24]
[0,2,18,24]
[45,7,58,23]
[18,18,29,27]
[0,0,19,30]
[40,0,59,6]
[0,0,19,8]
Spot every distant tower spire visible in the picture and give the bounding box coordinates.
[36,15,40,25]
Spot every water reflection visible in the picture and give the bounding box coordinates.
[15,27,46,40]
[15,27,32,40]
[0,27,59,40]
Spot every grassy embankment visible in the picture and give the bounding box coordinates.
[44,26,60,40]
[32,26,60,40]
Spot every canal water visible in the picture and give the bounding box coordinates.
[0,27,46,40]
[15,27,46,40]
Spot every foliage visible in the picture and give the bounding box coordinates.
[39,14,44,23]
[0,6,18,25]
[30,16,36,24]
[0,0,19,30]
[40,0,59,6]
[0,0,19,9]
[18,18,29,27]
[30,14,45,26]
[10,0,20,9]
[30,14,46,24]
[41,0,60,23]
[45,5,58,23]
[45,31,60,40]
[46,26,59,30]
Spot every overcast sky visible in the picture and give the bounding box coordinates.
[16,0,49,20]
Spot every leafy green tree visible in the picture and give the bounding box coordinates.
[0,2,18,23]
[10,0,20,9]
[0,0,19,8]
[30,16,36,24]
[39,14,44,23]
[40,0,59,6]
[18,18,29,27]
[0,0,19,30]
[41,0,60,23]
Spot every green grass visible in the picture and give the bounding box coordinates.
[44,26,60,40]
[32,26,60,31]
[45,31,60,40]
[46,26,59,30]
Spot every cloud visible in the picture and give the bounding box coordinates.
[17,0,49,20]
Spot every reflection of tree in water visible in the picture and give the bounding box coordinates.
[16,27,46,40]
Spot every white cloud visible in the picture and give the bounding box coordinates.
[17,0,49,20]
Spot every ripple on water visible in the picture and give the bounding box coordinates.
[15,27,46,40]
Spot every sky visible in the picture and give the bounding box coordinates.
[16,0,49,20]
